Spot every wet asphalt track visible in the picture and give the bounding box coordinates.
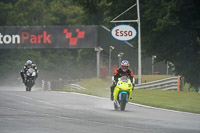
[0,87,200,133]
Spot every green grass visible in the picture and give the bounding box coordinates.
[60,75,200,114]
[131,89,200,113]
[62,77,111,98]
[139,75,173,82]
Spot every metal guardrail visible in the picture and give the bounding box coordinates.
[41,79,83,91]
[42,80,51,91]
[134,76,180,91]
[42,77,181,91]
[70,84,86,90]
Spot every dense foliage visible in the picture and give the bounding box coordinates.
[0,0,199,90]
[0,0,96,85]
[75,0,200,89]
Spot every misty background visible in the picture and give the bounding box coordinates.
[0,0,199,90]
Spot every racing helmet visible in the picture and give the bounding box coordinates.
[26,60,32,68]
[121,60,129,72]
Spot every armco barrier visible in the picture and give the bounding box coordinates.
[70,84,86,90]
[42,77,181,91]
[41,80,51,91]
[134,76,181,91]
[41,79,83,91]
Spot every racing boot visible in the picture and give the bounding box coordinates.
[110,84,115,101]
[110,93,114,101]
[22,78,25,83]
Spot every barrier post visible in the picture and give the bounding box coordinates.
[41,80,45,91]
[177,76,181,92]
[47,81,51,91]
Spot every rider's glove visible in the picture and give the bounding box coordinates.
[132,83,135,87]
[132,83,135,91]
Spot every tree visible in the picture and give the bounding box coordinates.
[75,0,200,89]
[141,0,200,89]
[1,0,200,89]
[0,2,13,26]
[0,0,93,85]
[4,0,87,26]
[47,0,86,25]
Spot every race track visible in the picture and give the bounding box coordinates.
[0,87,200,133]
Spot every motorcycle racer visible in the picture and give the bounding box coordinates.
[110,60,135,101]
[20,60,38,84]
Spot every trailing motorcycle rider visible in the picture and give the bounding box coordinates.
[110,60,135,101]
[20,60,38,84]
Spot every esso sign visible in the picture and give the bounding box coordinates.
[111,25,137,41]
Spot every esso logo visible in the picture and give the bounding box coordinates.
[111,25,137,41]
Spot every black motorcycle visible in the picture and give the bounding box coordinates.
[24,68,36,91]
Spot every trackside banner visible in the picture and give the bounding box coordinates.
[0,26,98,49]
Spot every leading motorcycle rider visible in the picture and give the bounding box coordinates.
[20,60,38,84]
[110,60,135,101]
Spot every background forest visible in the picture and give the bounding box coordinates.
[0,0,199,90]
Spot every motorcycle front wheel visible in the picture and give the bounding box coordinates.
[25,79,33,91]
[120,93,127,111]
[26,87,31,91]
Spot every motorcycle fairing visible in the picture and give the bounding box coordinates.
[113,76,133,100]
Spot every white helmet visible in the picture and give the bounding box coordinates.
[121,60,129,72]
[26,60,32,68]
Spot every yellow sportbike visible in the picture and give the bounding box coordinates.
[113,76,133,111]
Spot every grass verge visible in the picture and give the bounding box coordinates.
[131,89,200,113]
[60,75,200,114]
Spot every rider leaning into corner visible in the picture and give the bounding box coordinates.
[20,60,38,84]
[110,60,135,101]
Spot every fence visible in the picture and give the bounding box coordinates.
[41,80,51,91]
[134,76,183,91]
[70,84,86,90]
[42,76,183,91]
[41,79,82,91]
